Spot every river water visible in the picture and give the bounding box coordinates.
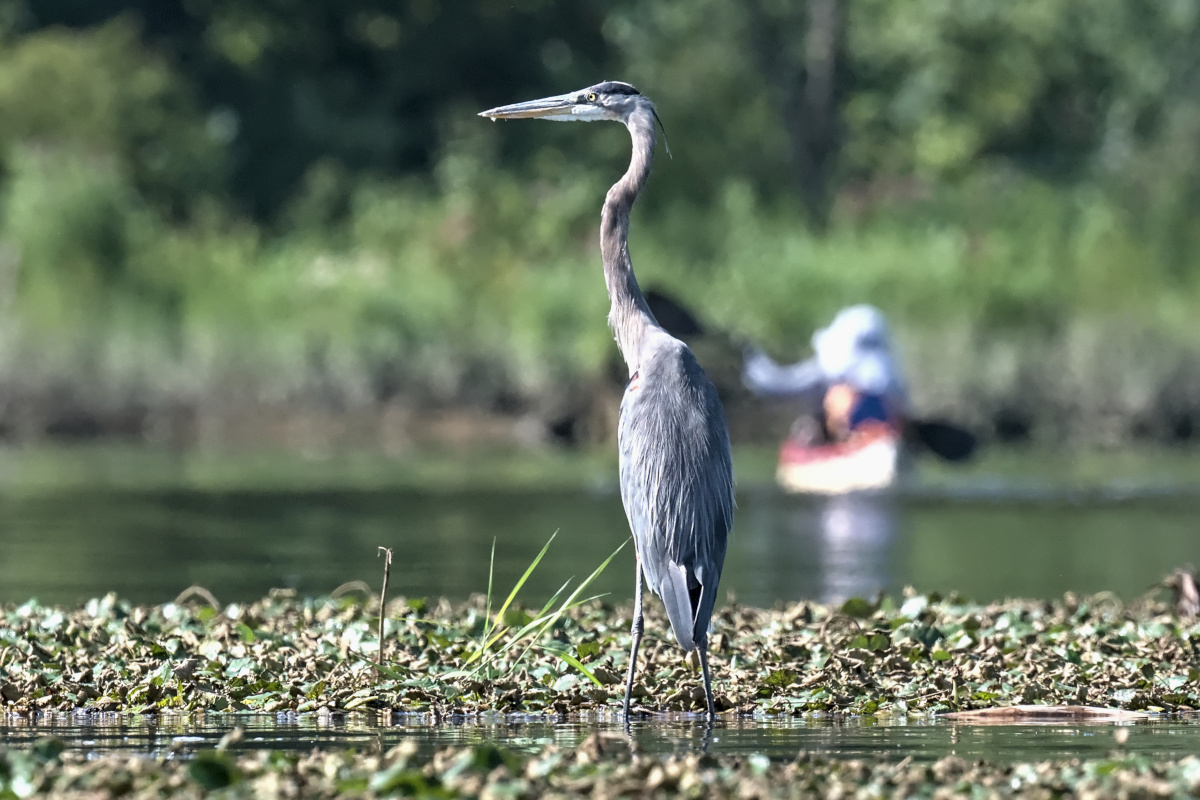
[4,712,1200,763]
[1,444,1198,608]
[2,443,1200,761]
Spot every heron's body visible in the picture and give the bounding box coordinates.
[481,81,734,717]
[619,332,732,653]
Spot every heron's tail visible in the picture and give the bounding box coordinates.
[658,562,703,652]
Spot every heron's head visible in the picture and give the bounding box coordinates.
[479,81,650,124]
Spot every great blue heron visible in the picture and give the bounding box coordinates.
[481,82,735,718]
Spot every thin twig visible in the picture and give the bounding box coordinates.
[818,613,862,645]
[173,585,220,609]
[377,547,394,675]
[331,580,373,599]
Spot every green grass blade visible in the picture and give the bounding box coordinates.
[537,578,573,618]
[462,589,609,678]
[491,529,556,627]
[348,652,407,680]
[462,529,557,666]
[461,536,625,676]
[481,537,497,645]
[510,539,627,665]
[468,575,569,662]
[465,602,567,673]
[473,620,520,661]
[549,540,625,617]
[542,646,601,687]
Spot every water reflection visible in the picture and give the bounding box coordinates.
[4,451,1200,607]
[807,494,896,603]
[2,712,1198,763]
[734,491,897,605]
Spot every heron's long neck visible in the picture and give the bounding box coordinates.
[602,108,660,373]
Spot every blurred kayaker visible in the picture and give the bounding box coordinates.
[743,304,907,445]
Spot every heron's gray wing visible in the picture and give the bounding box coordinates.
[619,337,734,652]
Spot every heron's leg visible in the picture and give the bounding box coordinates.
[622,559,645,718]
[697,639,716,719]
[700,714,715,754]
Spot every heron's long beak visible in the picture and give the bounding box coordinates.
[479,92,586,121]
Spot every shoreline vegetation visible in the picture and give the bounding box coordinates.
[6,134,1200,450]
[5,165,1200,451]
[2,575,1197,718]
[10,315,1200,452]
[3,9,1200,451]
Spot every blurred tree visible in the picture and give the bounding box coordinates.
[186,0,615,218]
[6,0,612,219]
[597,0,792,231]
[6,0,1200,229]
[611,0,1200,235]
[0,17,224,217]
[1,0,1199,442]
[843,0,1200,183]
[745,0,845,231]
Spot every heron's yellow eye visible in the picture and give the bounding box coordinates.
[587,92,598,102]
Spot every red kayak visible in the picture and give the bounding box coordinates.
[776,423,905,494]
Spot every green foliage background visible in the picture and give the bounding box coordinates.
[1,0,1199,441]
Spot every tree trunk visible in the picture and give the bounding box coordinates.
[746,0,845,232]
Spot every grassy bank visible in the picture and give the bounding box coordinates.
[5,11,1200,449]
[1,575,1196,717]
[6,156,1200,447]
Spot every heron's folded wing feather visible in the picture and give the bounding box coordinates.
[618,338,734,651]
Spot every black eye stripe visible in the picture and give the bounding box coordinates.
[591,81,640,97]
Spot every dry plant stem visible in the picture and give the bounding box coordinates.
[377,547,394,674]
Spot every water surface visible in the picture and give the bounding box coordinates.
[1,444,1198,607]
[2,712,1198,763]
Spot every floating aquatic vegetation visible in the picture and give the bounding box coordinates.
[4,735,1200,799]
[1,578,1199,716]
